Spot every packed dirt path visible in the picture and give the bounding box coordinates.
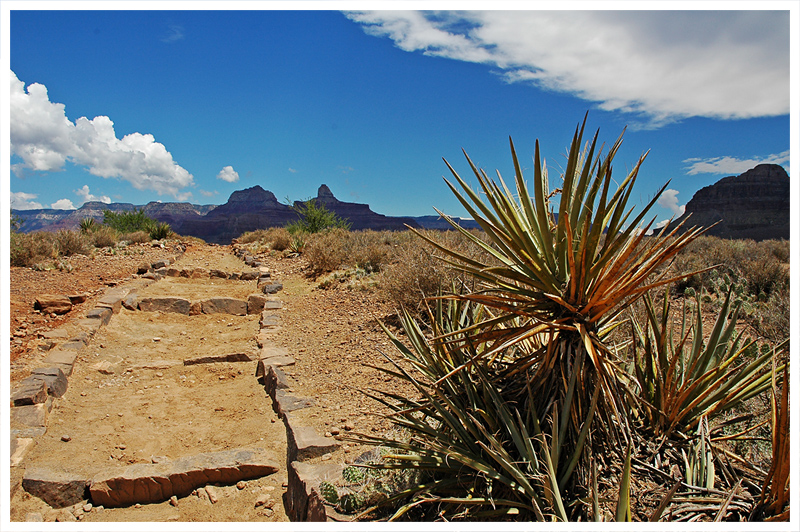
[9,242,417,524]
[9,246,289,522]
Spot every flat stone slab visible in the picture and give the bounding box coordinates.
[85,307,112,325]
[247,294,267,314]
[240,271,258,281]
[260,312,280,328]
[23,468,89,509]
[10,438,35,467]
[11,378,48,406]
[30,367,68,397]
[273,390,314,417]
[263,299,283,310]
[256,357,296,384]
[138,297,191,315]
[287,461,344,522]
[261,365,290,398]
[35,295,73,315]
[89,447,279,507]
[10,401,51,429]
[42,349,78,376]
[40,328,69,340]
[201,297,247,316]
[183,353,253,365]
[284,412,340,463]
[97,294,124,314]
[261,282,284,294]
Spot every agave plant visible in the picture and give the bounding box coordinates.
[405,116,709,500]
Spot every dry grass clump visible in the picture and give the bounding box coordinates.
[120,230,151,244]
[53,230,90,257]
[10,230,56,267]
[89,225,119,248]
[237,227,292,251]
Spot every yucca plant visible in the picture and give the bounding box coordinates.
[632,289,788,440]
[405,116,709,503]
[349,298,572,520]
[750,364,790,521]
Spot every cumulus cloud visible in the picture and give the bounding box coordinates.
[683,150,790,175]
[76,185,111,204]
[346,11,789,125]
[657,189,685,217]
[10,70,195,198]
[11,192,44,210]
[51,199,76,210]
[216,166,240,183]
[200,189,218,197]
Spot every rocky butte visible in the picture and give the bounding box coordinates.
[666,164,789,241]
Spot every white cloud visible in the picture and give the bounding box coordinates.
[216,165,240,183]
[76,185,111,204]
[200,189,218,197]
[683,150,790,175]
[162,24,185,43]
[646,219,672,236]
[11,192,44,210]
[51,199,76,210]
[657,189,685,217]
[10,70,195,198]
[288,168,298,174]
[346,11,789,125]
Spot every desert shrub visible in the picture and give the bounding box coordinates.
[753,279,790,343]
[380,229,491,313]
[90,225,119,248]
[286,199,351,234]
[54,229,90,256]
[121,230,151,244]
[149,221,172,241]
[237,229,269,244]
[103,208,153,233]
[269,228,292,251]
[10,231,56,267]
[304,228,351,274]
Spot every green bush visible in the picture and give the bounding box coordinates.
[286,199,351,234]
[102,208,171,240]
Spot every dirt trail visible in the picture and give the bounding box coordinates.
[10,247,289,522]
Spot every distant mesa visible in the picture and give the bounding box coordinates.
[12,165,787,244]
[666,164,789,241]
[13,184,421,245]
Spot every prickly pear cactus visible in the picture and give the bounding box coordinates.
[319,481,339,505]
[342,465,366,484]
[338,492,363,514]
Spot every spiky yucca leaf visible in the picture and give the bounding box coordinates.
[632,289,788,439]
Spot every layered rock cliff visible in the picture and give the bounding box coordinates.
[666,164,789,241]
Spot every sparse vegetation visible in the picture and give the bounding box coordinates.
[102,208,172,241]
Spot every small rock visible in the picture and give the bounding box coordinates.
[56,509,77,522]
[236,481,246,490]
[80,392,87,397]
[330,427,341,436]
[118,444,127,450]
[153,337,161,342]
[261,507,274,517]
[151,455,167,464]
[134,503,142,509]
[155,372,163,378]
[205,485,219,503]
[83,503,92,512]
[254,494,273,508]
[344,423,355,431]
[324,432,332,438]
[61,435,71,442]
[321,453,332,461]
[169,495,178,506]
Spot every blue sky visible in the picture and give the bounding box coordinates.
[4,5,796,232]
